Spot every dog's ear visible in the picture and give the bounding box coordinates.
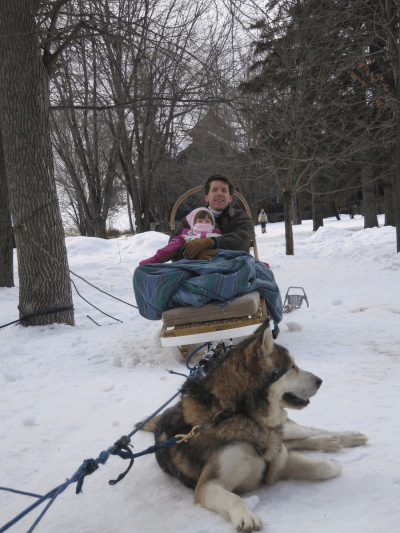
[258,318,274,356]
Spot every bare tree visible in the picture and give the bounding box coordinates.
[362,164,379,228]
[376,0,400,250]
[383,175,395,226]
[48,0,233,233]
[0,0,74,325]
[108,0,232,232]
[311,174,324,232]
[51,47,121,238]
[0,119,13,287]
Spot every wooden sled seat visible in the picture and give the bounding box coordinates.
[160,291,267,347]
[162,291,261,327]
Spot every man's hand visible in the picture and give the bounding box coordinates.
[183,238,215,259]
[195,249,219,261]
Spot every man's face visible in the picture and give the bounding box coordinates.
[205,180,232,211]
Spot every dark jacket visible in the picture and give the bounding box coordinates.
[172,204,254,254]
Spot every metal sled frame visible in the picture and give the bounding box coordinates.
[160,186,268,348]
[283,286,309,313]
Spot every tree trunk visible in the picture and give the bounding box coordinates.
[384,0,400,252]
[330,202,341,221]
[395,99,400,251]
[283,190,294,255]
[0,0,74,326]
[311,174,324,231]
[383,176,395,227]
[291,193,302,225]
[161,202,170,233]
[347,200,355,219]
[0,121,14,287]
[93,217,107,239]
[361,164,378,229]
[127,187,135,234]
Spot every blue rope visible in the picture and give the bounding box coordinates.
[185,342,210,371]
[129,389,182,436]
[0,487,43,499]
[0,460,96,533]
[0,365,194,533]
[0,340,229,533]
[0,434,182,533]
[184,340,235,379]
[131,437,181,459]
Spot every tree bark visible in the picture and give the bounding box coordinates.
[0,0,74,325]
[0,120,14,287]
[361,164,379,229]
[127,187,135,234]
[283,190,294,255]
[291,193,302,225]
[383,175,395,227]
[382,0,400,251]
[395,99,400,251]
[311,174,324,231]
[347,200,355,219]
[329,202,340,220]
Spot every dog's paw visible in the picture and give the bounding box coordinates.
[336,431,368,447]
[231,507,263,532]
[315,459,342,480]
[311,435,343,452]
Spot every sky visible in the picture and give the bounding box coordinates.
[1,215,399,533]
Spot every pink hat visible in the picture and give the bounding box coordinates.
[186,207,215,229]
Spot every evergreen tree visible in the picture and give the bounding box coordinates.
[241,0,396,252]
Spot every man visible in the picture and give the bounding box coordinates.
[173,174,255,261]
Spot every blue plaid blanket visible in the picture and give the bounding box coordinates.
[133,250,282,337]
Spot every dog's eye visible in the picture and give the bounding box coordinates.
[291,364,296,370]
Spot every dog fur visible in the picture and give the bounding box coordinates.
[153,319,367,532]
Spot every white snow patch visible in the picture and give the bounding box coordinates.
[1,214,399,533]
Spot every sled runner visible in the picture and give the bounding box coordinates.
[159,186,270,357]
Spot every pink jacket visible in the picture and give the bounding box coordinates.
[139,226,221,265]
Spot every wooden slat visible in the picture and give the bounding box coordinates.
[162,315,266,338]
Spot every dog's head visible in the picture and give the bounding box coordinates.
[249,319,322,413]
[182,318,322,427]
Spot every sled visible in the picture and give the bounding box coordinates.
[283,287,309,313]
[159,186,269,358]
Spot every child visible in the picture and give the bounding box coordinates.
[139,207,221,265]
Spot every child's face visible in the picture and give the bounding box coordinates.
[195,213,213,225]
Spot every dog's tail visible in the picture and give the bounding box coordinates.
[134,415,160,432]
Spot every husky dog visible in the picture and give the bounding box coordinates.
[154,319,367,532]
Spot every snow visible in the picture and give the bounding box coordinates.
[1,214,400,533]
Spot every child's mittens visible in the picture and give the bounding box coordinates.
[182,238,215,259]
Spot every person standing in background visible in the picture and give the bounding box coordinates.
[258,208,267,234]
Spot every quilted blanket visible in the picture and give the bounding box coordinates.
[133,250,283,337]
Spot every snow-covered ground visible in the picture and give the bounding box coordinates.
[1,215,399,533]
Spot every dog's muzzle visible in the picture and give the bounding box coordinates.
[283,375,323,408]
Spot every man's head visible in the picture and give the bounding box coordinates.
[203,175,234,212]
